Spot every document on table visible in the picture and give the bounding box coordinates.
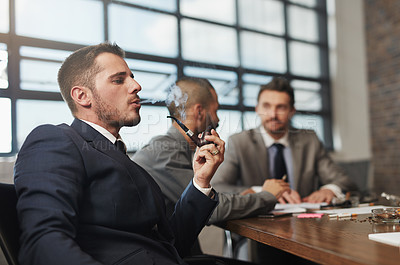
[273,202,328,213]
[368,232,400,247]
[315,205,385,215]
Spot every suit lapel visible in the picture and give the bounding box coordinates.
[252,127,269,182]
[70,119,170,236]
[289,128,302,191]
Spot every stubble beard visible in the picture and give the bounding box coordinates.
[92,91,141,129]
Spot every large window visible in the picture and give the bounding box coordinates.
[0,0,330,155]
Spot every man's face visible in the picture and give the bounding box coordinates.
[205,89,220,131]
[91,52,142,130]
[255,90,295,137]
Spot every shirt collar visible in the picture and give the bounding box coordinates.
[80,119,121,144]
[259,126,289,148]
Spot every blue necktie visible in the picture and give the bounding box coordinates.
[272,143,286,180]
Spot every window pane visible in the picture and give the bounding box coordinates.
[243,111,260,131]
[289,41,320,77]
[289,0,317,8]
[294,90,321,111]
[181,0,235,25]
[109,5,177,57]
[288,5,318,42]
[17,100,73,148]
[241,31,286,73]
[292,80,322,112]
[242,73,273,107]
[16,0,103,45]
[120,0,176,12]
[291,114,324,142]
[182,19,238,66]
[20,60,60,92]
[20,46,71,61]
[125,59,177,103]
[238,0,284,35]
[120,106,169,151]
[0,0,9,33]
[0,44,8,89]
[0,98,12,153]
[217,110,242,142]
[184,66,238,105]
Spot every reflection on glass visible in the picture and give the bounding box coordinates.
[288,5,318,42]
[183,66,238,105]
[125,59,177,103]
[0,45,8,89]
[289,41,320,77]
[243,111,260,131]
[294,90,321,111]
[182,19,238,66]
[0,0,9,33]
[120,0,176,12]
[217,110,242,142]
[16,0,103,44]
[242,73,273,107]
[239,0,284,35]
[20,46,71,61]
[181,0,236,25]
[17,99,73,148]
[289,0,316,7]
[120,106,169,151]
[20,60,60,92]
[0,98,12,153]
[291,114,323,142]
[109,5,177,57]
[241,31,286,73]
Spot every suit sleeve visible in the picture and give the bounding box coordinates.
[314,134,358,192]
[208,191,277,224]
[14,125,102,265]
[211,136,248,194]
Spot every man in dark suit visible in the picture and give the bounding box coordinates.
[14,43,228,265]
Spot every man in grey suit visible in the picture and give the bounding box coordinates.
[133,77,289,255]
[212,77,357,204]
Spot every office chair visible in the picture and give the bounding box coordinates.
[0,183,20,265]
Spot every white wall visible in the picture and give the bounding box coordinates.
[330,0,371,162]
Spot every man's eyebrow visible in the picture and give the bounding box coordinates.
[108,71,127,79]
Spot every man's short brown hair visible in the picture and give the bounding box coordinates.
[57,42,125,114]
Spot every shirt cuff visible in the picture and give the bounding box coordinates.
[193,178,212,196]
[320,184,345,200]
[251,186,263,193]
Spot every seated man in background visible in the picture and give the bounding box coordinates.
[13,43,239,265]
[133,77,289,256]
[211,76,357,204]
[211,76,357,264]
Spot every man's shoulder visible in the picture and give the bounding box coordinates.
[229,128,258,141]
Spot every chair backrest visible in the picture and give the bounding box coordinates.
[0,183,20,265]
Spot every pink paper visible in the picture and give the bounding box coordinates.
[297,213,324,219]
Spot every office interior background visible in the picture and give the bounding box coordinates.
[0,0,398,223]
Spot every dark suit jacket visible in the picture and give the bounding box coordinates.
[14,119,218,265]
[212,127,357,198]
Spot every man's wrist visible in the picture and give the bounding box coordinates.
[193,178,212,196]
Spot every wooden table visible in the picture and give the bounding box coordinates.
[222,214,400,265]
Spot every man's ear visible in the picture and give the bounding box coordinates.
[71,86,91,108]
[193,103,204,121]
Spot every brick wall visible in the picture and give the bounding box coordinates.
[365,0,400,195]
